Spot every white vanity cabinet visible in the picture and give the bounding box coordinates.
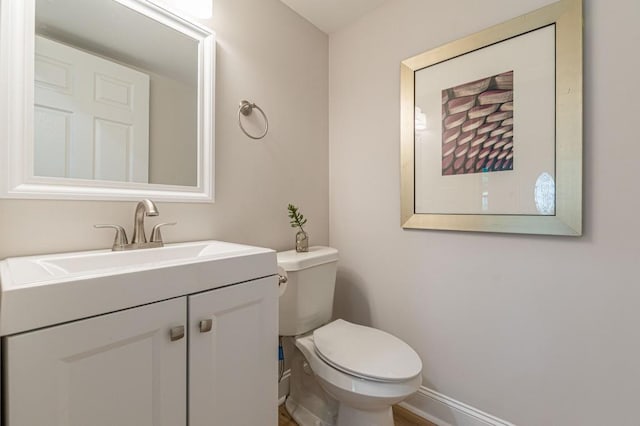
[2,272,278,426]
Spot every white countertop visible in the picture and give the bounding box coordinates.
[0,240,277,336]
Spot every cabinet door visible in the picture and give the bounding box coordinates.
[189,277,278,426]
[4,298,186,426]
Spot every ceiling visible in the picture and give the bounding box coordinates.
[280,0,387,34]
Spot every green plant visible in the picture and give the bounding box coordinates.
[287,204,307,232]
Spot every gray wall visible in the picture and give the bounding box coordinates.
[0,0,329,259]
[329,0,640,424]
[148,71,197,187]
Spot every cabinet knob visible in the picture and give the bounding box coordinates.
[199,319,213,333]
[169,325,185,341]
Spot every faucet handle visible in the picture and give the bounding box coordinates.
[95,224,129,251]
[150,222,176,244]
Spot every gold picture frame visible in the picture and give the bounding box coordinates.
[400,0,582,235]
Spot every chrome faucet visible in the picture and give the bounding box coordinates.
[95,199,176,251]
[131,199,159,244]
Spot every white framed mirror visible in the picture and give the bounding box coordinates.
[0,0,215,202]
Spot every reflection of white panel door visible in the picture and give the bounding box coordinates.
[34,35,150,182]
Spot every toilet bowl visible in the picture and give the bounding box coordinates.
[278,247,422,426]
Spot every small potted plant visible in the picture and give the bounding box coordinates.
[287,203,308,252]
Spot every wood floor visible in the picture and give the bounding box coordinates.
[278,403,436,426]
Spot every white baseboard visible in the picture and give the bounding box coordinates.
[278,369,291,405]
[279,370,513,426]
[400,386,516,426]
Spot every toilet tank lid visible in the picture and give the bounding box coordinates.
[277,246,338,271]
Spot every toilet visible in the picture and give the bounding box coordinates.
[278,246,422,426]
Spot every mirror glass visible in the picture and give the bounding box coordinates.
[34,0,201,188]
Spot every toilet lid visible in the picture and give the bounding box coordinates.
[313,319,422,382]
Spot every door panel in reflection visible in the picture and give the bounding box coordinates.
[34,35,150,182]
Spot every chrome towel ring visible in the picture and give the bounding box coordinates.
[238,100,269,140]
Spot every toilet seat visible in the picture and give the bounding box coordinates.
[312,319,422,383]
[295,333,422,401]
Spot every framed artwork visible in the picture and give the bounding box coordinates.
[400,0,582,235]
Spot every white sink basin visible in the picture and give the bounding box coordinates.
[4,240,260,287]
[39,243,212,275]
[0,240,276,336]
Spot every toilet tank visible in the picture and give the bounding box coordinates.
[277,246,338,336]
